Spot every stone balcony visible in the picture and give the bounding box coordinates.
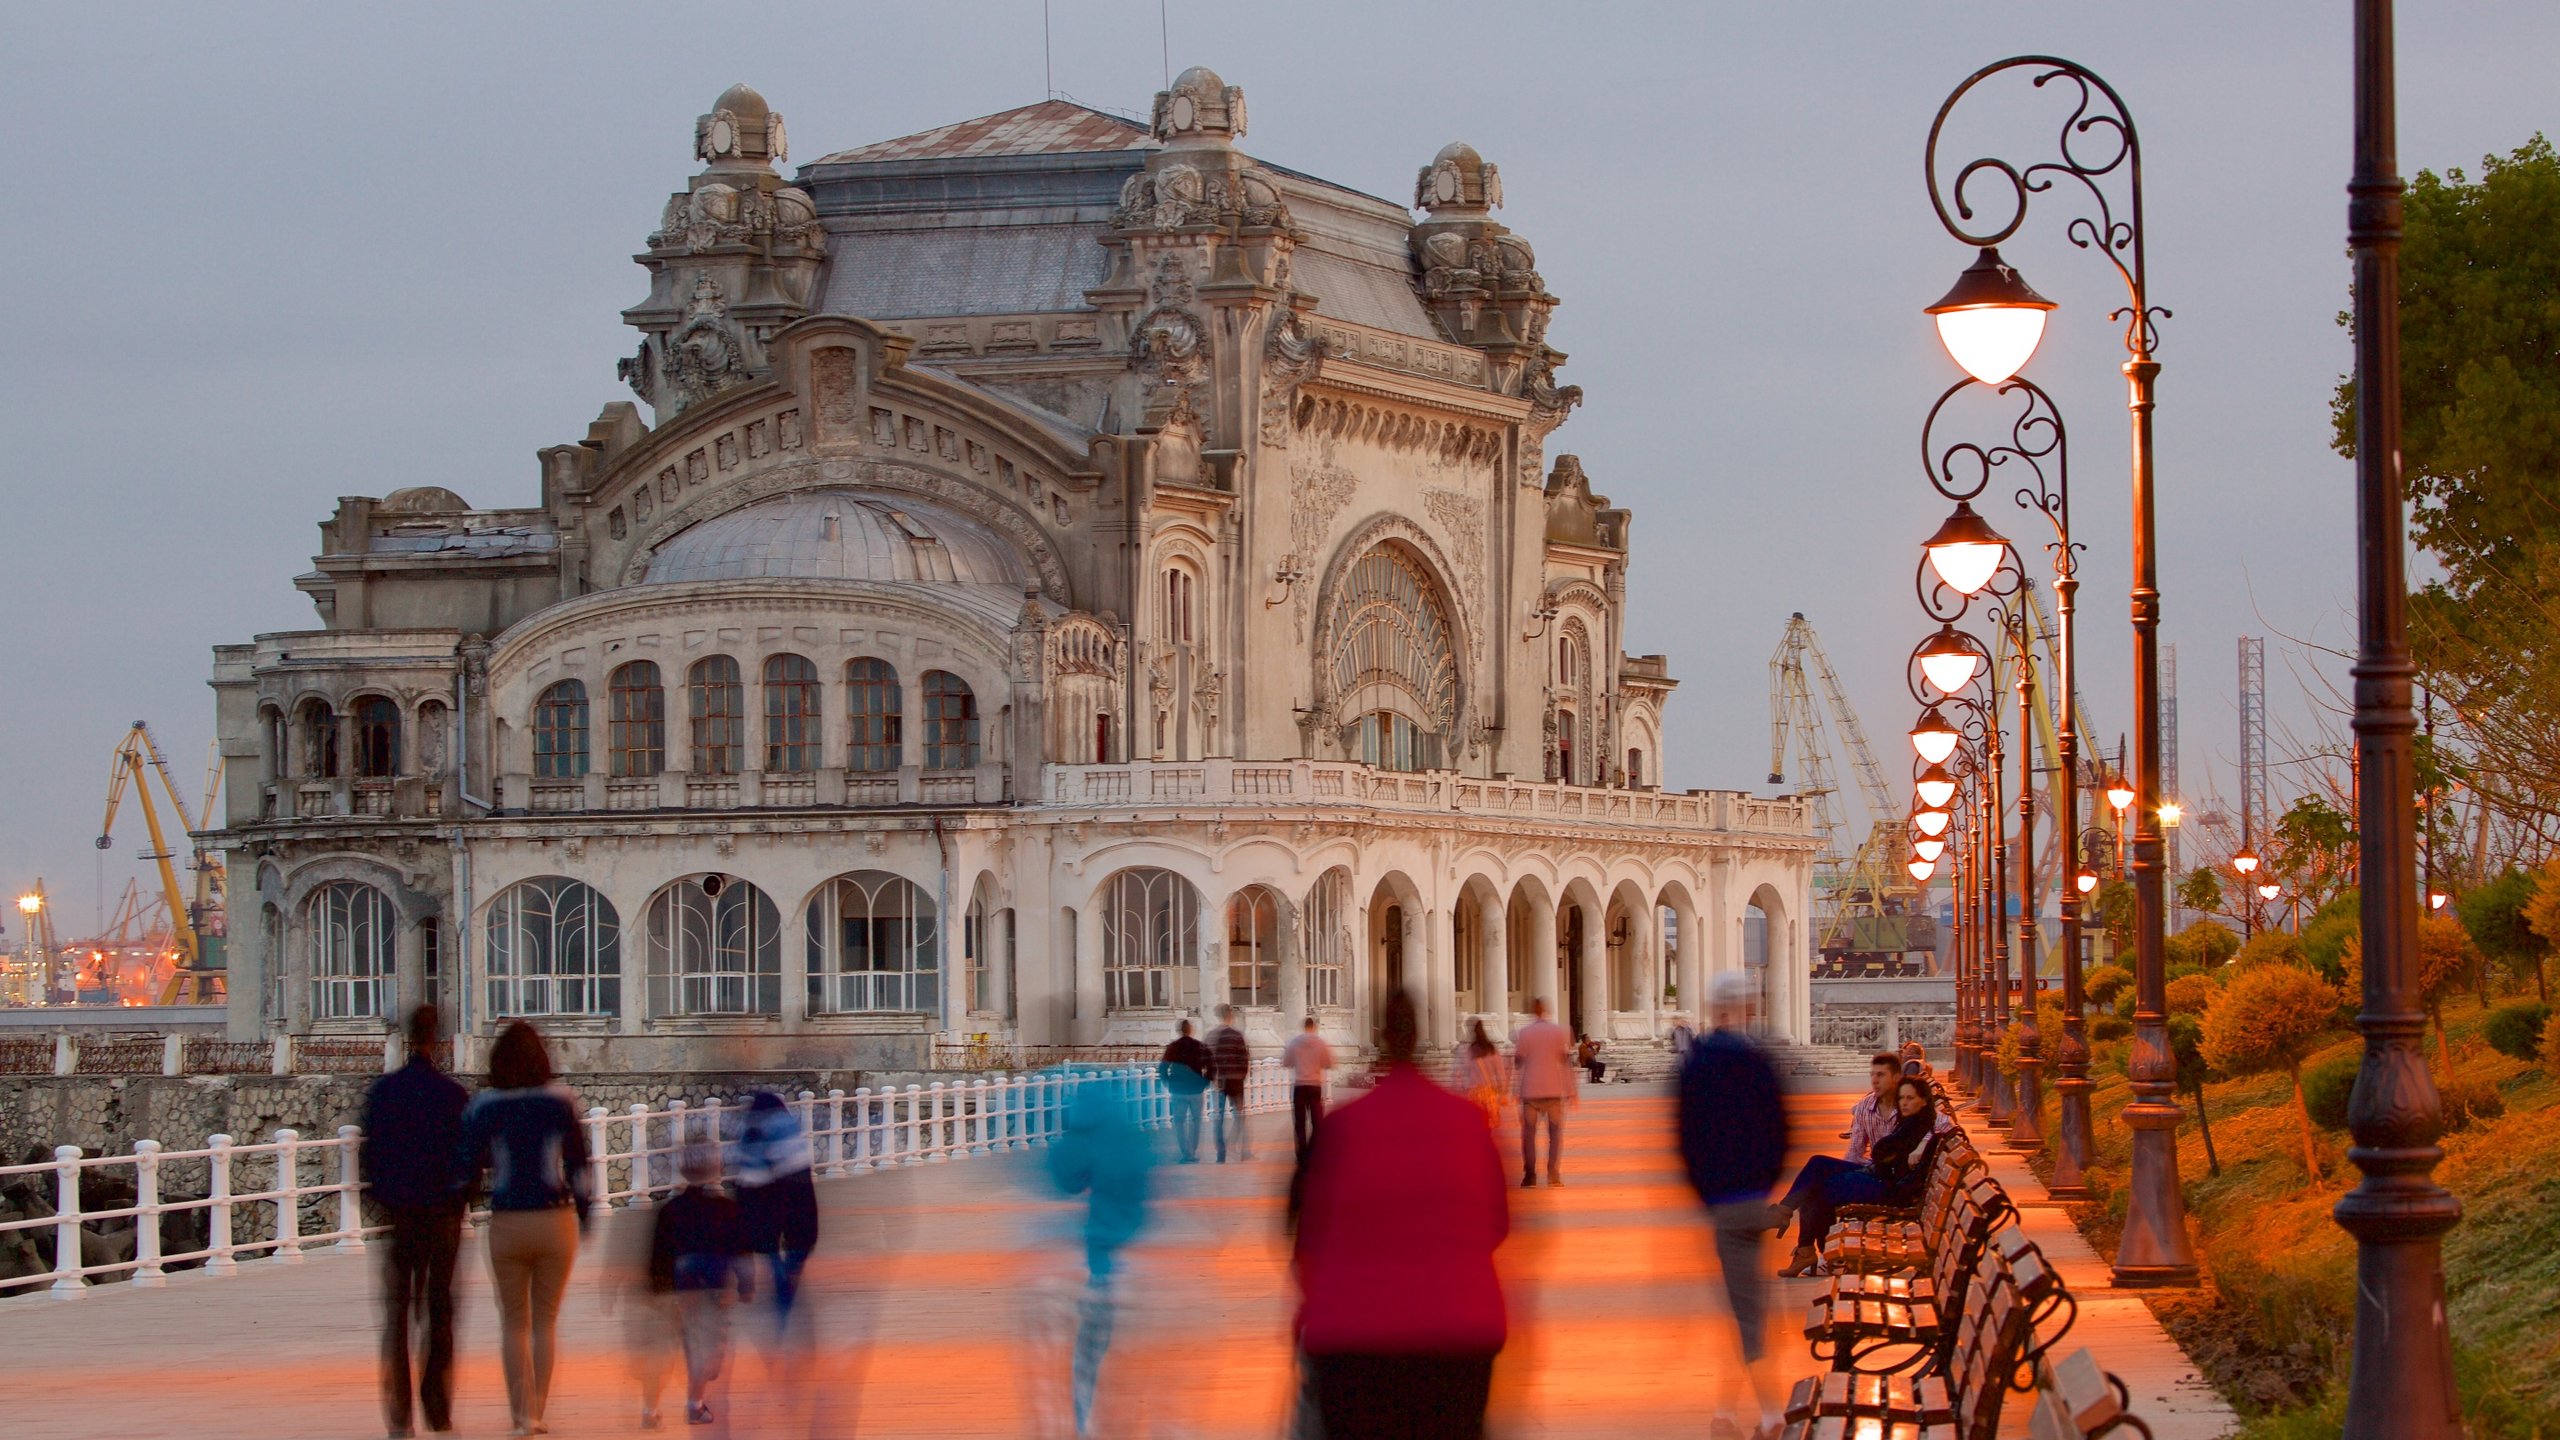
[1041,760,1813,838]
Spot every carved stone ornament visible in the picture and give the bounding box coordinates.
[1259,308,1329,447]
[1193,668,1223,732]
[1151,67,1247,142]
[1416,143,1503,214]
[655,275,753,410]
[1114,163,1290,233]
[1133,305,1209,395]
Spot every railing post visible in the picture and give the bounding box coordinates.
[50,1145,85,1296]
[161,1034,183,1078]
[826,1089,847,1174]
[334,1126,367,1253]
[206,1134,236,1275]
[52,1033,74,1077]
[904,1084,923,1163]
[797,1090,819,1171]
[974,1078,995,1153]
[585,1107,611,1221]
[382,1029,402,1074]
[270,1034,292,1076]
[133,1140,165,1286]
[627,1103,655,1207]
[273,1129,303,1262]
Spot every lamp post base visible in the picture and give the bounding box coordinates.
[2007,1058,2045,1150]
[2049,1078,2094,1198]
[2111,1095,2198,1286]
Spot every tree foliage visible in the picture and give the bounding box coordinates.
[2461,867,2548,997]
[2085,962,2135,1011]
[2270,795,2358,913]
[2233,929,2309,971]
[2178,866,2227,920]
[2166,918,2241,972]
[2202,963,2347,1178]
[2335,136,2560,833]
[2166,971,2220,1017]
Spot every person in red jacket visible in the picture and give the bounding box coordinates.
[1291,989,1510,1439]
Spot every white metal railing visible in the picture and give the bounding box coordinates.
[1,1057,1289,1301]
[1042,760,1814,837]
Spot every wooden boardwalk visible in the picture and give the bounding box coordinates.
[2,1085,2232,1438]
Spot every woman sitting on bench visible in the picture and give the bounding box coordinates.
[1768,1075,1943,1277]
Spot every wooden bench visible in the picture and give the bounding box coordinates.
[1782,1230,2075,1440]
[1818,1138,1995,1277]
[1803,1170,2015,1375]
[2025,1346,2156,1439]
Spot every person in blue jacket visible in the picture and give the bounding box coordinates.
[1676,972,1789,1440]
[1044,1071,1157,1438]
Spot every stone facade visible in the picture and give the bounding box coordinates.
[206,71,1816,1070]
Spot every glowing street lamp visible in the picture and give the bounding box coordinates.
[2158,802,2184,830]
[2105,775,2135,814]
[1923,501,2011,598]
[1917,625,1984,697]
[2232,849,2261,877]
[1909,706,1962,766]
[1913,836,1948,864]
[2258,881,2281,902]
[1925,246,2057,386]
[15,894,39,916]
[1908,858,1937,883]
[1912,807,1952,839]
[2428,891,2449,912]
[1914,762,1958,810]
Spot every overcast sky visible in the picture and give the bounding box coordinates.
[2,2,2551,934]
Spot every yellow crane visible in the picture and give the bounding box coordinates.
[97,722,225,1004]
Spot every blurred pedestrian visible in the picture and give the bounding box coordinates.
[1675,972,1789,1439]
[1293,990,1508,1440]
[1207,1004,1253,1162]
[1045,1072,1156,1438]
[361,1003,468,1439]
[460,1020,592,1438]
[651,1141,753,1427]
[1283,1014,1334,1160]
[1576,1032,1609,1084]
[1453,1020,1505,1128]
[1668,1015,1697,1060]
[1511,999,1574,1187]
[730,1092,819,1334]
[1158,1019,1212,1163]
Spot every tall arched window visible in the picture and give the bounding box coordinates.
[300,700,341,779]
[610,662,665,777]
[486,877,619,1017]
[922,671,979,770]
[1227,887,1281,1008]
[1163,566,1196,644]
[805,871,938,1014]
[763,654,821,773]
[688,656,744,775]
[1301,869,1350,1009]
[1356,712,1426,772]
[307,880,393,1020]
[532,681,589,779]
[1102,868,1200,1010]
[1627,748,1645,789]
[846,659,902,772]
[353,698,401,778]
[645,874,779,1016]
[1328,544,1458,762]
[1556,709,1578,785]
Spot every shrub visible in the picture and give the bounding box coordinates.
[2484,1001,2552,1062]
[2084,963,2135,1010]
[2342,914,2479,1064]
[2167,918,2242,970]
[2301,891,2361,979]
[2166,972,2219,1017]
[2443,1077,2506,1133]
[2303,1050,2360,1130]
[2092,1014,2131,1042]
[2543,1008,2560,1070]
[2232,929,2308,971]
[2202,963,2347,1179]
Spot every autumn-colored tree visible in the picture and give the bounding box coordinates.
[2166,919,2241,972]
[2201,964,2347,1180]
[2167,1013,2221,1177]
[2165,972,2219,1018]
[2084,963,2135,1012]
[2232,929,2309,971]
[2341,912,2477,1069]
[2460,866,2547,1001]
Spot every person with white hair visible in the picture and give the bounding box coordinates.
[1675,971,1789,1440]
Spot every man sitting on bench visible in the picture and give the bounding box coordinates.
[1769,1070,1949,1276]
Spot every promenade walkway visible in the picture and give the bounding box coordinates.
[3,1083,2233,1438]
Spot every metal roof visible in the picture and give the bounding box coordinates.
[809,101,1153,165]
[643,489,1031,588]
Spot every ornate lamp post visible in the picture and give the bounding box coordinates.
[2233,847,2262,941]
[2337,2,2463,1431]
[1910,626,2005,1119]
[1926,56,2193,1284]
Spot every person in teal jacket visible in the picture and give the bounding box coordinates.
[1044,1071,1156,1438]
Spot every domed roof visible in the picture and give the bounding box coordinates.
[643,489,1030,587]
[712,83,770,119]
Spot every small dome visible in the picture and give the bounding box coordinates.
[644,489,1030,588]
[1170,65,1226,94]
[382,486,469,514]
[1416,141,1501,212]
[1432,141,1483,169]
[712,83,770,120]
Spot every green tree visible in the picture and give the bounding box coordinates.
[2335,136,2560,830]
[2166,1012,2221,1177]
[2202,964,2347,1181]
[2460,867,2548,1001]
[2270,795,2358,913]
[2166,918,2240,972]
[2232,929,2308,971]
[2094,878,2136,958]
[2343,913,2478,1068]
[2177,866,2227,922]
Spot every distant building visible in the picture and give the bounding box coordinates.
[209,70,1814,1070]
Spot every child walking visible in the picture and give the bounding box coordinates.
[649,1142,752,1427]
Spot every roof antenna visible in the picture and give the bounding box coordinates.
[1044,0,1054,99]
[1160,0,1170,88]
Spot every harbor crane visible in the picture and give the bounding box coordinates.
[1767,614,1929,970]
[96,722,226,1004]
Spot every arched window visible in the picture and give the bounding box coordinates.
[1102,868,1200,1010]
[1093,713,1114,764]
[1355,711,1426,772]
[1227,887,1281,1008]
[1328,544,1458,753]
[306,880,393,1020]
[486,878,619,1017]
[1627,748,1644,789]
[1301,870,1349,1009]
[1556,709,1578,785]
[846,659,902,773]
[963,879,997,1015]
[805,871,937,1014]
[645,875,779,1016]
[922,671,979,771]
[688,657,744,775]
[1452,901,1482,1004]
[532,681,589,779]
[610,662,665,777]
[1163,566,1196,644]
[300,700,340,779]
[353,697,401,778]
[763,654,821,773]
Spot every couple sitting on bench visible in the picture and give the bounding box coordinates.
[1769,1051,1951,1276]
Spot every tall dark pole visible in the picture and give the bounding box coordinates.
[2336,2,2463,1433]
[2003,603,2045,1148]
[1986,700,2014,1126]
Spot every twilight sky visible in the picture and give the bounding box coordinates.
[2,2,2551,933]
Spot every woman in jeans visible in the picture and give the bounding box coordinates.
[461,1021,591,1436]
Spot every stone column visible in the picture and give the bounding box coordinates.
[1074,904,1105,1044]
[393,919,426,1023]
[1527,891,1559,1017]
[1478,890,1508,1040]
[1578,903,1608,1037]
[1639,902,1661,1036]
[1673,889,1704,1028]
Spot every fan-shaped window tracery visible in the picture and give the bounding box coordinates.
[1327,545,1458,736]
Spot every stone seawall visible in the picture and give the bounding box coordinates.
[0,1069,950,1163]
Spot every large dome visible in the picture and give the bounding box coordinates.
[643,488,1030,587]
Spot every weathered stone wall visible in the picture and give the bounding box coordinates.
[0,1068,950,1164]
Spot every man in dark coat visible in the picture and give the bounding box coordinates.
[1675,973,1789,1440]
[1158,1019,1213,1163]
[362,1003,470,1437]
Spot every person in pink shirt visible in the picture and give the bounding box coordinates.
[1292,990,1509,1438]
[1283,1014,1335,1160]
[1509,999,1576,1187]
